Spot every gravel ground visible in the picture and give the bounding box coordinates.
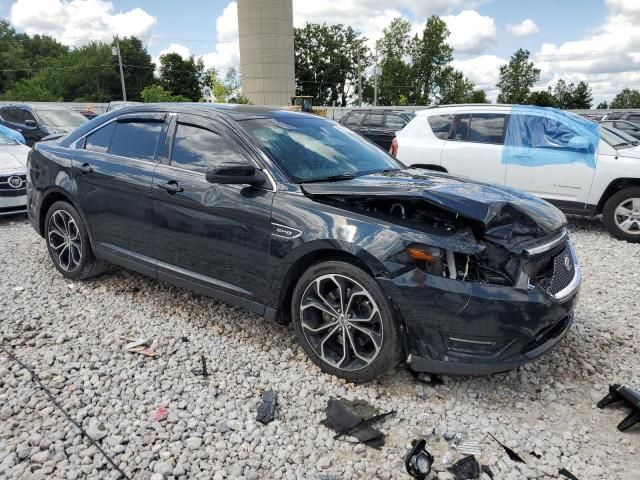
[0,214,638,480]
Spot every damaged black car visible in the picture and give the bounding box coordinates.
[27,105,581,382]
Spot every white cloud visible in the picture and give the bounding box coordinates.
[534,0,640,101]
[201,1,240,70]
[507,18,539,37]
[452,54,506,100]
[443,10,496,54]
[10,0,156,46]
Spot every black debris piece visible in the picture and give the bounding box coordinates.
[321,397,394,448]
[488,433,526,464]
[559,468,581,480]
[480,465,494,479]
[191,355,208,378]
[256,390,277,425]
[180,336,189,343]
[530,451,542,459]
[404,439,434,480]
[447,455,480,480]
[409,369,444,386]
[597,384,640,432]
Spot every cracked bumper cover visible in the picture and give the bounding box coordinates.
[377,245,580,376]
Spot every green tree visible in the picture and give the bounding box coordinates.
[410,15,454,104]
[158,53,204,101]
[437,67,475,105]
[373,18,414,106]
[552,79,593,109]
[527,89,557,107]
[140,84,188,102]
[117,36,155,101]
[2,76,60,101]
[295,23,370,106]
[467,90,488,103]
[0,20,31,92]
[597,101,608,109]
[571,81,593,109]
[610,88,640,108]
[496,48,540,104]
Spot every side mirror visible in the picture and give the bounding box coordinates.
[206,163,266,187]
[25,119,37,128]
[568,136,589,150]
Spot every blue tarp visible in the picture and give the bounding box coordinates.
[502,105,600,169]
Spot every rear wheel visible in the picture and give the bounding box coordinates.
[603,187,640,242]
[291,261,401,383]
[45,201,107,280]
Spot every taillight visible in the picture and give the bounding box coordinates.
[390,137,398,157]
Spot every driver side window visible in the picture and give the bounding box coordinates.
[170,123,248,173]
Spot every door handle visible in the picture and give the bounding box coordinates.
[158,180,183,194]
[78,163,93,174]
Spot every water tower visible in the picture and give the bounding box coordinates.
[237,0,295,106]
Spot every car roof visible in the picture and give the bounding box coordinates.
[0,103,71,111]
[414,104,513,116]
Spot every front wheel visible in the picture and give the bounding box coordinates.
[291,261,401,383]
[603,187,640,242]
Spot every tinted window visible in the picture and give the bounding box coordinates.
[428,115,453,139]
[1,108,27,125]
[607,113,623,120]
[36,109,86,129]
[386,114,408,130]
[454,115,470,141]
[344,112,365,127]
[627,114,640,123]
[241,114,402,183]
[364,113,384,127]
[85,122,116,153]
[468,114,507,144]
[617,122,636,131]
[108,120,163,161]
[171,123,247,172]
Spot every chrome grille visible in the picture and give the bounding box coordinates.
[523,236,575,296]
[548,247,575,295]
[0,174,27,196]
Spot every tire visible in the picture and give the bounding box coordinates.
[602,187,640,243]
[291,260,401,383]
[45,201,107,280]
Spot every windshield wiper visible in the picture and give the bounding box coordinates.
[300,173,357,184]
[613,142,633,148]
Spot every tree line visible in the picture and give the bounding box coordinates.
[0,20,245,104]
[1,16,639,109]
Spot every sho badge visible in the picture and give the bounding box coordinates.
[564,255,573,272]
[271,223,302,240]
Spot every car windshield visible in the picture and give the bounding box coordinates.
[35,109,87,129]
[0,130,17,145]
[240,114,403,183]
[599,125,639,148]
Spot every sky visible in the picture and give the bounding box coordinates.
[1,0,639,103]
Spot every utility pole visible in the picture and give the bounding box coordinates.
[357,45,362,107]
[373,46,378,106]
[113,36,127,101]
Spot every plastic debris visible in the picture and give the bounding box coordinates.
[191,355,208,378]
[13,286,24,292]
[256,390,277,425]
[597,384,640,431]
[559,468,580,480]
[480,465,494,479]
[488,433,526,463]
[121,337,158,357]
[404,439,434,479]
[153,407,168,422]
[321,398,395,448]
[447,455,480,480]
[455,440,482,455]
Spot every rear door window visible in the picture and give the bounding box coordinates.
[1,108,27,125]
[108,120,163,161]
[171,123,247,173]
[385,114,408,130]
[85,122,116,153]
[468,114,507,144]
[428,114,453,139]
[363,113,384,128]
[454,114,471,141]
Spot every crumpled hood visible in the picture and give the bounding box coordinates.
[301,169,567,239]
[0,144,30,174]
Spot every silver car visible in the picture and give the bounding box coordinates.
[0,131,31,216]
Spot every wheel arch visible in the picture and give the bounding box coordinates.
[597,178,640,213]
[39,188,95,249]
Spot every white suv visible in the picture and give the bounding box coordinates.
[393,104,640,242]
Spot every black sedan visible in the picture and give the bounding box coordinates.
[340,109,415,151]
[27,105,580,382]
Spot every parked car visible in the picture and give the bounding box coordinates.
[0,130,31,216]
[340,109,415,150]
[28,105,580,381]
[106,101,142,112]
[600,119,640,140]
[394,104,640,242]
[0,104,88,146]
[602,111,640,123]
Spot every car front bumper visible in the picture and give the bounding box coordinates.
[0,193,27,216]
[377,243,580,376]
